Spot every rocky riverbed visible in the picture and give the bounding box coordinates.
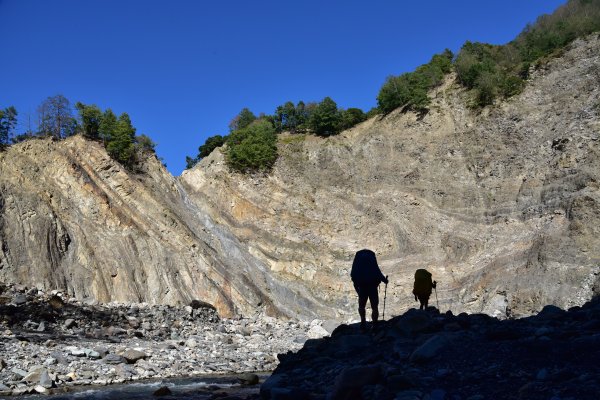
[262,297,600,400]
[0,283,331,397]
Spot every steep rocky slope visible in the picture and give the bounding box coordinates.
[0,135,325,318]
[182,34,600,319]
[1,36,599,321]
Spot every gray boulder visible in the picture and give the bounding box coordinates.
[122,349,148,364]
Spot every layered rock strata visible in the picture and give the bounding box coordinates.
[0,36,599,320]
[182,35,600,319]
[0,134,324,318]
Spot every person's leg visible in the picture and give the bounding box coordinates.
[356,285,368,330]
[418,295,426,310]
[424,291,431,309]
[368,286,380,325]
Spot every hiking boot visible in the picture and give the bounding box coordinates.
[360,322,367,332]
[371,321,379,333]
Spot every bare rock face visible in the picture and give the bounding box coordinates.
[1,36,599,321]
[0,136,324,318]
[181,35,600,319]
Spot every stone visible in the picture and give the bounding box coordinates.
[34,385,49,394]
[538,305,566,319]
[103,354,126,364]
[11,367,28,379]
[153,386,172,396]
[127,317,140,329]
[48,295,64,309]
[409,335,448,363]
[22,366,47,384]
[386,374,419,391]
[122,349,147,364]
[85,349,101,359]
[466,396,485,400]
[43,357,57,366]
[190,299,216,311]
[321,319,339,334]
[393,309,433,337]
[260,373,287,399]
[79,370,95,380]
[395,391,423,400]
[184,338,198,348]
[65,371,77,382]
[238,373,259,385]
[71,349,86,357]
[11,387,32,395]
[307,325,329,339]
[330,365,382,400]
[536,368,549,380]
[13,293,27,305]
[39,369,53,389]
[64,319,76,329]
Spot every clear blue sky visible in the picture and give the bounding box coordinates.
[1,0,566,175]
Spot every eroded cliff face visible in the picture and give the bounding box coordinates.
[181,35,600,319]
[1,36,599,321]
[0,136,330,318]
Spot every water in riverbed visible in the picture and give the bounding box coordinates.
[0,374,266,399]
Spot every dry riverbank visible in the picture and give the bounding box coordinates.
[0,283,332,396]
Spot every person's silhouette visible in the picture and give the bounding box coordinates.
[413,269,437,310]
[351,249,388,331]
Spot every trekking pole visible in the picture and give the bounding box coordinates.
[382,276,388,321]
[434,286,440,310]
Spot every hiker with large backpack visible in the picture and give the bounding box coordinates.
[413,269,437,310]
[351,249,388,331]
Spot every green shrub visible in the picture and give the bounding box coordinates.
[377,49,453,113]
[338,108,366,131]
[455,0,600,108]
[226,119,278,173]
[308,97,340,137]
[199,134,226,158]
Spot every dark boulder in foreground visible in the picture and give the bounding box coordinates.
[262,298,600,400]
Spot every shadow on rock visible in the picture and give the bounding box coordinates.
[261,299,600,400]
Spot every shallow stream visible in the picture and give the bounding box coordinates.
[0,374,267,399]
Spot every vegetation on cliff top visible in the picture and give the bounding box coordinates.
[454,0,600,107]
[1,95,156,170]
[185,97,369,172]
[185,0,600,174]
[2,1,598,174]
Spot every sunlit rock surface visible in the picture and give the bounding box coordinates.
[1,36,599,320]
[182,35,600,319]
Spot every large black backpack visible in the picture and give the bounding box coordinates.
[413,269,433,295]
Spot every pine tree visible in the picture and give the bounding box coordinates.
[75,102,103,139]
[99,109,117,145]
[0,106,18,145]
[308,97,340,137]
[106,113,136,167]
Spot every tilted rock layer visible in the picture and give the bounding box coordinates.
[1,36,600,320]
[0,136,303,318]
[182,35,600,319]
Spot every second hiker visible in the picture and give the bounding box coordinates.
[413,268,437,310]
